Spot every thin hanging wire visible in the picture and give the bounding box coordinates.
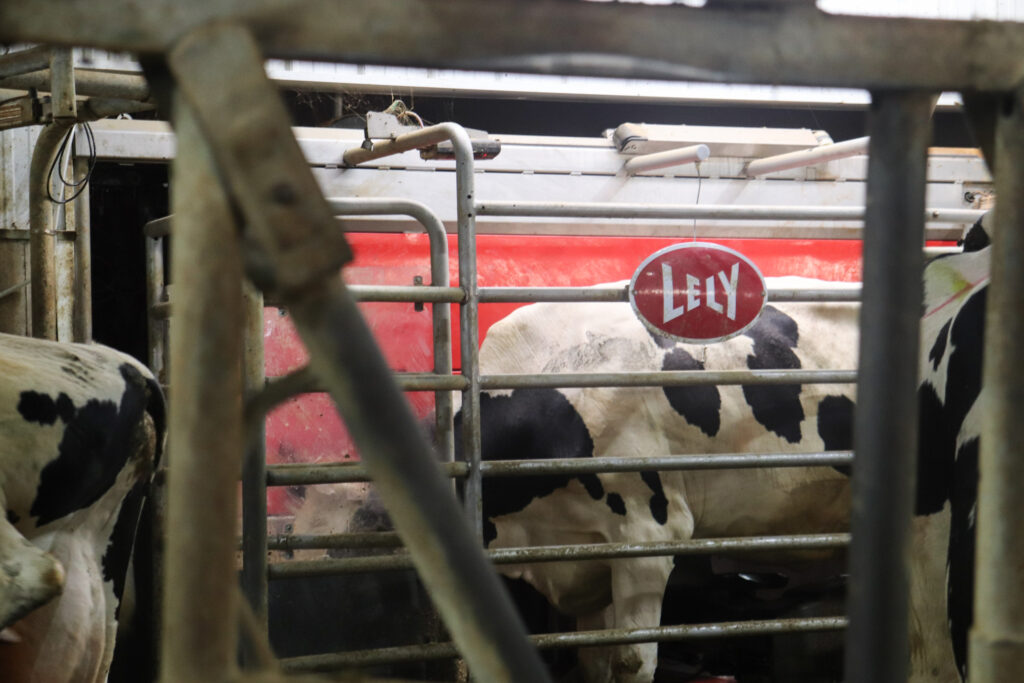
[47,122,97,205]
[692,161,703,242]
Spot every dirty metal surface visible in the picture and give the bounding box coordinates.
[0,1,1023,92]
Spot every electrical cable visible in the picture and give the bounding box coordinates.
[47,121,97,205]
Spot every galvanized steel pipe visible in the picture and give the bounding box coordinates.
[623,143,710,175]
[475,200,983,224]
[478,285,863,303]
[0,68,151,101]
[0,45,51,78]
[481,368,857,390]
[843,91,933,683]
[72,157,92,341]
[144,233,166,380]
[745,136,870,176]
[475,201,987,225]
[269,533,850,578]
[281,616,846,671]
[266,450,853,487]
[29,120,72,339]
[342,123,486,539]
[969,89,1024,681]
[252,367,853,413]
[160,100,243,683]
[327,196,457,477]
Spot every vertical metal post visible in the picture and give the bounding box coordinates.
[56,193,75,342]
[241,280,268,662]
[46,48,76,342]
[453,132,484,541]
[49,48,77,122]
[28,121,71,339]
[145,233,166,383]
[159,97,243,683]
[844,91,933,683]
[73,157,92,341]
[969,89,1024,681]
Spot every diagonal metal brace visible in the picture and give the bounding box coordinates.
[166,21,351,296]
[166,22,552,683]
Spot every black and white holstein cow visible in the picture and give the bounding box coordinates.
[0,334,163,683]
[464,225,990,682]
[462,276,859,683]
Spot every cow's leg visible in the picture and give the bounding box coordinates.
[577,556,674,683]
[0,514,65,631]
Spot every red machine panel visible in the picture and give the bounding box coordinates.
[265,233,868,515]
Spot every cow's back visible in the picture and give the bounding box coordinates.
[478,278,859,545]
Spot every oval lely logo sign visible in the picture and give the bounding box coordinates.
[629,242,767,343]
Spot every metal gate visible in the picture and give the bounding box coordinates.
[159,122,978,674]
[7,4,1024,682]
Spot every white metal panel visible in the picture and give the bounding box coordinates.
[818,0,1024,20]
[0,125,38,230]
[82,120,992,183]
[79,120,989,240]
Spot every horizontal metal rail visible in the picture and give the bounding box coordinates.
[280,616,847,671]
[476,200,985,224]
[481,369,857,390]
[265,532,403,552]
[348,284,464,303]
[479,285,863,303]
[257,367,856,407]
[267,451,853,486]
[294,284,866,305]
[269,533,850,578]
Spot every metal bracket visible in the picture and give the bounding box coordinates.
[366,110,420,140]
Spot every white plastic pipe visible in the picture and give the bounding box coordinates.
[745,136,870,176]
[624,143,710,175]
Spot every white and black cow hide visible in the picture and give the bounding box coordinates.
[913,218,990,682]
[458,277,860,683]
[0,333,163,683]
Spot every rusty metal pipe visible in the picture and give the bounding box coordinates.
[29,120,73,339]
[72,157,92,341]
[0,68,151,101]
[269,533,850,578]
[281,616,847,672]
[159,98,243,683]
